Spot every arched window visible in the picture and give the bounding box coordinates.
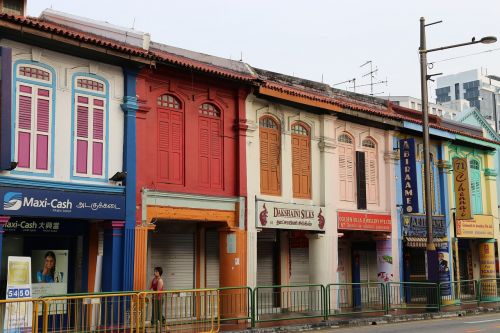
[157,94,183,184]
[362,138,378,204]
[198,103,222,189]
[73,76,108,178]
[259,116,281,195]
[470,159,482,214]
[15,64,54,173]
[338,132,355,201]
[291,122,311,198]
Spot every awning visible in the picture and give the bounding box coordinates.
[404,237,449,249]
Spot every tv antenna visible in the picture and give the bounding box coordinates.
[333,78,357,92]
[361,60,379,96]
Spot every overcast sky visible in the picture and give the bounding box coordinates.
[27,1,500,100]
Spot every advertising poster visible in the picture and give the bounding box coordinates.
[31,250,69,314]
[376,240,393,282]
[438,249,452,297]
[4,256,32,332]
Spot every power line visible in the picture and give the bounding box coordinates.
[428,47,500,67]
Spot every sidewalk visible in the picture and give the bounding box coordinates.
[223,306,500,332]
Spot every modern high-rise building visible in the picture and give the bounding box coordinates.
[436,69,500,131]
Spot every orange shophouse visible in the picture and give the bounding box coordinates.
[132,46,255,292]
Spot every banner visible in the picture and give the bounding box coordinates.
[402,215,446,238]
[4,256,32,332]
[338,211,391,232]
[453,158,472,220]
[438,249,451,296]
[31,250,69,315]
[456,215,494,238]
[399,138,419,214]
[376,240,393,282]
[257,201,326,231]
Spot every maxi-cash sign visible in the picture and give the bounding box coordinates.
[256,200,326,231]
[0,186,125,220]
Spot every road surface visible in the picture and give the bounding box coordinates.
[320,313,500,333]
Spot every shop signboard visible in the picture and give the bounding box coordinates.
[453,158,472,220]
[399,138,419,214]
[455,215,494,238]
[337,211,391,232]
[256,201,326,231]
[402,215,446,238]
[0,186,125,220]
[4,256,32,332]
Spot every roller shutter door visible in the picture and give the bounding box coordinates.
[289,247,309,285]
[257,230,276,286]
[150,232,195,290]
[205,230,220,288]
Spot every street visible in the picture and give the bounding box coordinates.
[320,313,500,333]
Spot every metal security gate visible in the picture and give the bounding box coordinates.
[289,247,309,284]
[257,230,277,311]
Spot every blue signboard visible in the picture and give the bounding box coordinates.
[0,186,125,220]
[4,217,87,234]
[402,215,446,238]
[399,138,419,214]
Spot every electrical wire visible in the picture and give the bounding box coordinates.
[428,47,500,68]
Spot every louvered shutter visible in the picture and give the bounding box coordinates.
[17,85,32,168]
[292,132,311,199]
[292,135,301,197]
[339,146,347,200]
[366,150,377,203]
[345,146,355,201]
[92,99,104,175]
[260,126,281,195]
[158,109,183,184]
[210,118,222,189]
[356,151,367,210]
[76,96,89,174]
[36,89,49,170]
[199,117,210,186]
[300,136,311,198]
[471,169,482,214]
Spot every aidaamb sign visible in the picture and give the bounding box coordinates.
[399,138,419,214]
[453,158,472,220]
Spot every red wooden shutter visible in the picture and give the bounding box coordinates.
[210,118,222,189]
[198,103,222,189]
[198,117,210,186]
[169,111,183,184]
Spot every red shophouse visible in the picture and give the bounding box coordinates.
[133,44,254,292]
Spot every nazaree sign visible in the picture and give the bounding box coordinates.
[453,158,472,220]
[399,138,419,214]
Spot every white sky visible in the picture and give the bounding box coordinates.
[27,0,500,100]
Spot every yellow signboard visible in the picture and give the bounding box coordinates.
[453,158,472,220]
[455,215,494,238]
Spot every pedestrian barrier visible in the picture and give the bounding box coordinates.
[439,280,478,307]
[42,292,138,333]
[254,284,325,324]
[478,278,500,303]
[218,286,252,324]
[138,288,219,333]
[0,298,41,332]
[326,282,386,316]
[387,282,439,312]
[5,279,500,331]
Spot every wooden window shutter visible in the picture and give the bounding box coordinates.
[292,123,311,199]
[339,146,347,200]
[366,150,377,204]
[259,118,281,195]
[198,104,222,189]
[356,151,367,210]
[470,160,482,215]
[346,146,355,201]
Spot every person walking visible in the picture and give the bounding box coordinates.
[150,267,165,326]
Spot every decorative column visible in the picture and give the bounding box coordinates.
[384,130,399,282]
[0,216,9,279]
[479,240,497,300]
[121,67,139,291]
[102,221,125,292]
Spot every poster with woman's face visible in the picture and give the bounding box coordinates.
[31,250,68,298]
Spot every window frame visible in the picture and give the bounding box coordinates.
[70,74,109,182]
[259,115,282,196]
[11,61,56,177]
[197,102,223,189]
[291,121,311,199]
[362,137,378,204]
[338,132,355,202]
[469,158,483,215]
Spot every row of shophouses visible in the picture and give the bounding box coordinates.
[0,6,499,298]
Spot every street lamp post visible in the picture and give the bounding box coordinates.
[418,17,496,283]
